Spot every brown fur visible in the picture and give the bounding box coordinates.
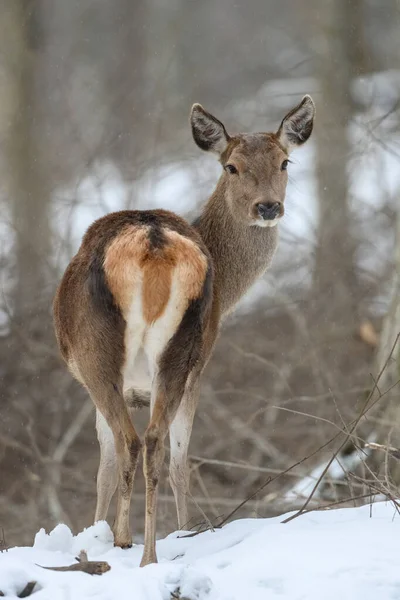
[103,224,208,325]
[103,226,148,315]
[53,96,314,568]
[141,258,173,324]
[164,230,209,299]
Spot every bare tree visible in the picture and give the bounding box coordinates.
[310,0,366,323]
[0,0,52,328]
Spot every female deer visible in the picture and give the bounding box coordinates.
[53,95,315,566]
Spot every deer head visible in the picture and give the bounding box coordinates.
[190,95,315,227]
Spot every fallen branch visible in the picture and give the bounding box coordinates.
[38,549,110,575]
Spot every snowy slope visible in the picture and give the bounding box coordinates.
[1,501,400,599]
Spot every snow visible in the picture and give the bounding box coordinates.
[2,501,400,599]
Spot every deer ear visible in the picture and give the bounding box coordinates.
[277,95,315,152]
[190,104,230,155]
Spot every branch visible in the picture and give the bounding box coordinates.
[38,549,110,575]
[365,442,400,461]
[281,334,400,524]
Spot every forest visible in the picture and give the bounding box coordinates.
[1,0,400,552]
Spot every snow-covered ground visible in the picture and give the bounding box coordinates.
[1,501,400,599]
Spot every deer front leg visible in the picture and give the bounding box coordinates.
[169,378,200,529]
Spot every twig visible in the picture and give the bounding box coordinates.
[281,334,400,525]
[365,441,400,460]
[294,492,380,516]
[186,490,214,533]
[192,468,219,520]
[217,477,271,527]
[53,401,93,463]
[209,396,287,463]
[189,454,359,486]
[348,472,400,513]
[270,406,350,435]
[218,426,349,527]
[178,515,224,538]
[212,337,400,531]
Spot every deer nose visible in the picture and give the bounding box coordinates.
[257,202,281,220]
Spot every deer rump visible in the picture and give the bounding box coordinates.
[54,210,213,400]
[104,222,210,377]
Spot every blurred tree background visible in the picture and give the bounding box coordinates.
[1,0,400,544]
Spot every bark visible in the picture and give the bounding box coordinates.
[310,0,366,323]
[0,0,52,329]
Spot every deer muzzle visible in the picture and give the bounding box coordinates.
[256,202,281,221]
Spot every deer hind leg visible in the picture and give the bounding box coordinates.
[141,371,191,567]
[95,404,138,523]
[110,404,141,548]
[140,307,207,566]
[95,409,118,522]
[91,322,144,542]
[89,382,142,548]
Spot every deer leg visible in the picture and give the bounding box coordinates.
[95,409,118,522]
[140,266,213,566]
[89,384,141,548]
[112,414,141,548]
[141,366,195,566]
[169,378,200,529]
[141,365,203,566]
[168,318,219,531]
[140,386,170,567]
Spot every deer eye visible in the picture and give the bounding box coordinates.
[281,160,289,171]
[225,164,238,175]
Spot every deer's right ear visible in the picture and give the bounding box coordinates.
[190,104,230,155]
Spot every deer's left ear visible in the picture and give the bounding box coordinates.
[277,95,315,152]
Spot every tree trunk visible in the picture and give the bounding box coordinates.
[0,0,51,330]
[310,0,365,324]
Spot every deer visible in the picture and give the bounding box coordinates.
[53,94,315,567]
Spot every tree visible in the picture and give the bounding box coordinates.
[310,0,366,324]
[0,0,52,329]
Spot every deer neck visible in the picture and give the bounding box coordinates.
[194,179,279,316]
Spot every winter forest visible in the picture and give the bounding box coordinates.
[1,0,400,598]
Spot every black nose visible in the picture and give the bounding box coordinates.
[257,202,281,220]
